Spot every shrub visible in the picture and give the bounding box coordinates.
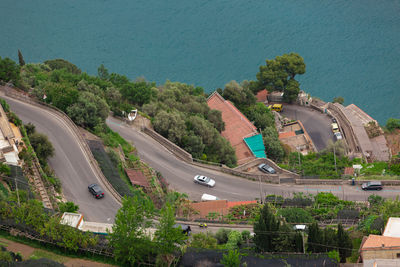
[277,207,314,223]
[386,118,400,132]
[215,228,231,244]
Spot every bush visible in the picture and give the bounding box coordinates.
[386,118,400,132]
[215,228,231,244]
[277,207,314,223]
[58,201,79,213]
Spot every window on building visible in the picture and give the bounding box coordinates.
[397,253,400,258]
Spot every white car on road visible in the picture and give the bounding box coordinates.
[334,132,343,140]
[194,175,216,187]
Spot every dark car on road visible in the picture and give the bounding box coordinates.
[88,183,104,199]
[258,163,276,174]
[361,181,383,191]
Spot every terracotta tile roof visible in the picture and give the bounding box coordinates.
[125,169,150,188]
[191,200,258,218]
[361,235,400,250]
[191,200,229,218]
[207,92,257,164]
[227,200,257,208]
[256,89,268,102]
[344,167,354,176]
[279,131,296,139]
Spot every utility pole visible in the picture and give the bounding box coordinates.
[302,231,305,254]
[333,144,337,173]
[258,176,263,204]
[15,178,20,206]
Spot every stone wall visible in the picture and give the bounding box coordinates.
[0,86,123,204]
[142,127,193,163]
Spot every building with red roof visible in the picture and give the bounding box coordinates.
[207,91,261,165]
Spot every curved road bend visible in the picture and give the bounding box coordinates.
[281,104,334,151]
[1,95,120,223]
[107,117,400,202]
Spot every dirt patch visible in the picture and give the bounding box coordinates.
[0,238,35,259]
[385,129,400,156]
[64,258,115,267]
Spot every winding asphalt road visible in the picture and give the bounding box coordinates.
[1,95,120,223]
[4,94,400,224]
[106,117,400,203]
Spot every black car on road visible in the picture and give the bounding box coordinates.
[88,183,104,199]
[361,181,383,191]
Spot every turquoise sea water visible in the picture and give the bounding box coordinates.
[1,0,399,123]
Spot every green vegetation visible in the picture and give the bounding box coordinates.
[251,53,306,103]
[333,96,344,105]
[386,118,400,132]
[0,56,20,86]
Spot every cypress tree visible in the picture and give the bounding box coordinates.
[337,223,352,263]
[18,50,25,66]
[253,204,279,252]
[307,221,322,253]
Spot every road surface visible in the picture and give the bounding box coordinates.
[2,95,120,223]
[281,104,334,151]
[106,117,400,203]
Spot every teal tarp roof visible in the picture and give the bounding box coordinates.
[244,134,266,158]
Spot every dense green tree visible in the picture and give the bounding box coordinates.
[181,133,205,158]
[386,118,400,132]
[207,109,225,132]
[254,53,305,103]
[215,228,232,244]
[28,132,55,164]
[97,64,110,80]
[244,102,274,130]
[121,81,156,106]
[307,222,323,253]
[0,163,11,176]
[337,223,352,263]
[18,50,25,66]
[154,202,187,255]
[24,122,36,136]
[222,80,256,109]
[262,126,285,161]
[108,195,155,265]
[253,204,280,252]
[277,207,314,223]
[44,59,81,74]
[190,233,218,249]
[0,57,20,84]
[67,91,110,129]
[225,230,243,250]
[109,72,130,87]
[220,249,241,267]
[44,82,79,112]
[153,110,186,143]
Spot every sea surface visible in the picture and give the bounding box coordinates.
[1,0,399,124]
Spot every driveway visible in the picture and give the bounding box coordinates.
[280,104,334,151]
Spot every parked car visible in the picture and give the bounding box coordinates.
[361,181,383,191]
[88,183,104,199]
[332,118,337,123]
[201,193,220,201]
[194,175,216,187]
[331,123,339,133]
[334,132,343,140]
[258,163,276,174]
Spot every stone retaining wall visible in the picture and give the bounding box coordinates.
[142,127,193,163]
[0,86,122,204]
[234,157,300,179]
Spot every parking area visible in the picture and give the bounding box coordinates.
[280,104,334,151]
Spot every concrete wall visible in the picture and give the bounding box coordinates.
[142,127,193,163]
[0,86,123,204]
[362,249,400,260]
